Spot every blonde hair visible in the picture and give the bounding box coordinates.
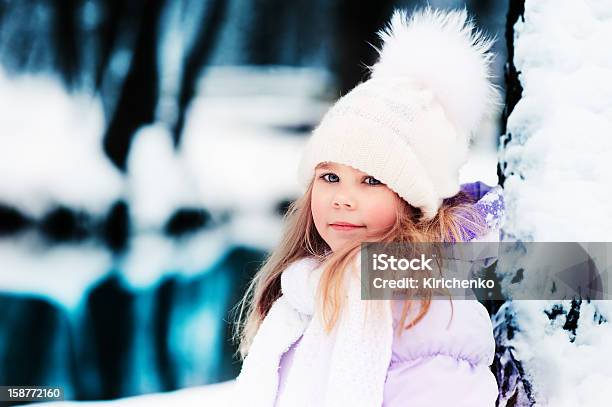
[231,178,487,360]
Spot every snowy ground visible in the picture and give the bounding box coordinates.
[22,380,236,407]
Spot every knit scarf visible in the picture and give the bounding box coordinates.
[234,255,394,407]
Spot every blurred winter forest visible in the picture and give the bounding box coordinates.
[0,0,525,404]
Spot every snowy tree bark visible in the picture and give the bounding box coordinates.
[495,0,612,405]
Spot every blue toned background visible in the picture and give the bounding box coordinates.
[0,0,507,402]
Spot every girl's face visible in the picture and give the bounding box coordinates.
[311,162,401,252]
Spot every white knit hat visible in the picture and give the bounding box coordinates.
[297,7,501,220]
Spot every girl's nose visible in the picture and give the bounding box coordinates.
[332,193,356,209]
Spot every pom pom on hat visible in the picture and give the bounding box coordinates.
[370,7,502,141]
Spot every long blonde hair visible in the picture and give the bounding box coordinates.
[231,178,487,360]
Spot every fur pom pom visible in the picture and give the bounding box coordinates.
[370,7,501,139]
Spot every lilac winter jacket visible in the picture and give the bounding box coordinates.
[275,181,504,406]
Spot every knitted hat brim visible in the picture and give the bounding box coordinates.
[298,112,441,220]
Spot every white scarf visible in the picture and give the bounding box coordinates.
[234,255,394,407]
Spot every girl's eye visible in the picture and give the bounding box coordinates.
[364,176,382,185]
[320,173,339,183]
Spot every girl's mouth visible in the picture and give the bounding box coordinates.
[329,223,365,231]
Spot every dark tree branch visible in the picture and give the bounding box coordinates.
[172,0,228,146]
[497,0,524,187]
[102,0,165,170]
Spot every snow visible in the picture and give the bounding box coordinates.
[459,143,499,186]
[494,301,611,406]
[497,0,612,405]
[0,67,124,218]
[126,123,202,231]
[25,380,236,407]
[0,233,112,310]
[500,0,612,242]
[117,229,229,290]
[0,66,329,305]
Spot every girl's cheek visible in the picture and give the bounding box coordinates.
[311,197,323,221]
[379,207,396,228]
[373,195,398,228]
[311,189,330,224]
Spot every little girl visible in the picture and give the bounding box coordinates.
[233,7,504,407]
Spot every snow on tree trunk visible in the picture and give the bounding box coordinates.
[496,0,612,405]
